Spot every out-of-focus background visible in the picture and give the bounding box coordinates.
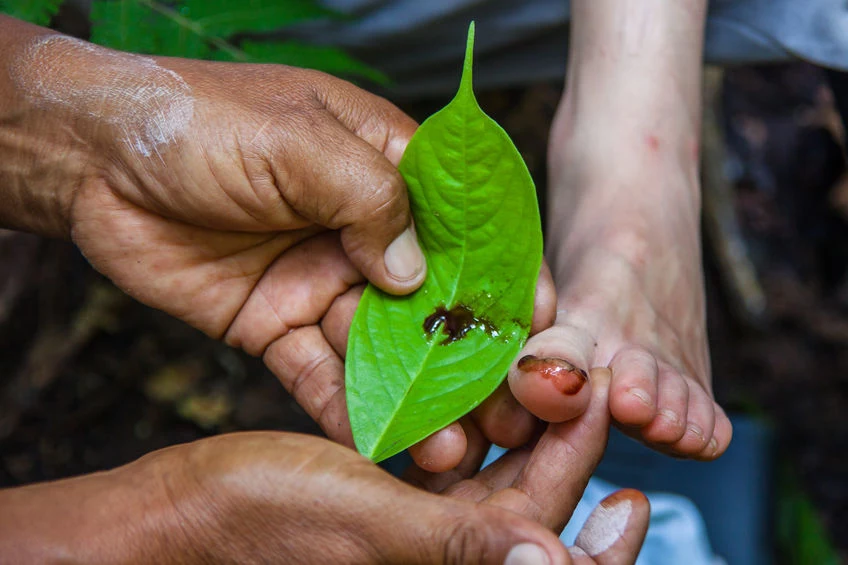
[0,1,846,563]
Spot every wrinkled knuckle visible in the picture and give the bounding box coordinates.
[367,170,407,218]
[441,516,492,565]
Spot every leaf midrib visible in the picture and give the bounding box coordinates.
[367,99,476,458]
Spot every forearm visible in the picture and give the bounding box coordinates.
[0,449,197,564]
[0,15,103,238]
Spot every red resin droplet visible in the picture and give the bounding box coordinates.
[423,304,500,345]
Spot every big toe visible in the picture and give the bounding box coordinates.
[508,325,593,423]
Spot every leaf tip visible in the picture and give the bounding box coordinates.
[459,21,476,98]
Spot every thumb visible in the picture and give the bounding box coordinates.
[393,498,572,565]
[281,107,426,295]
[303,76,426,295]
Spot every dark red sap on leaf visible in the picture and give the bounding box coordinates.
[423,304,500,345]
[517,355,588,395]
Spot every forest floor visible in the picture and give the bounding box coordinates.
[0,63,846,562]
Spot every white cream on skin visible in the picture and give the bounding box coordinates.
[574,498,632,556]
[11,35,194,157]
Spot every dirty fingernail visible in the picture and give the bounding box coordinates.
[505,543,550,565]
[627,387,653,407]
[384,227,424,282]
[517,355,588,395]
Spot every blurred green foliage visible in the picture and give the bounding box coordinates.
[0,0,63,25]
[0,0,388,84]
[776,464,840,565]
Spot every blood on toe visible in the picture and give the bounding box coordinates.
[517,355,588,395]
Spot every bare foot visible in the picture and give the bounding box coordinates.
[508,106,732,460]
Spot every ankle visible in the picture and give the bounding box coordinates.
[548,89,701,196]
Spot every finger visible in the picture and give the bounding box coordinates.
[263,325,353,447]
[486,368,613,531]
[321,284,365,357]
[608,347,659,426]
[406,417,492,494]
[225,231,362,356]
[472,381,537,448]
[508,325,593,423]
[407,421,468,474]
[394,491,572,565]
[571,489,650,565]
[638,363,689,445]
[312,71,418,167]
[532,260,557,335]
[444,447,534,503]
[275,108,425,295]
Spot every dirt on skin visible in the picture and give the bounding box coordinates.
[0,64,846,561]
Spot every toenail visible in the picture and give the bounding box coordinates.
[627,387,653,407]
[707,437,718,455]
[517,355,587,395]
[686,423,704,441]
[659,409,680,425]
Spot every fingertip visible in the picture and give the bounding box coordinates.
[408,421,467,473]
[574,488,650,562]
[382,225,427,290]
[473,383,536,449]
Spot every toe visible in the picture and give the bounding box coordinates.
[507,325,593,423]
[609,347,659,426]
[670,380,716,456]
[531,260,557,335]
[639,363,689,444]
[694,402,733,461]
[472,382,536,448]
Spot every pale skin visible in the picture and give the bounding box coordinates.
[523,0,733,459]
[0,14,650,563]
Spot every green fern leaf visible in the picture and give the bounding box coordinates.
[0,0,65,26]
[183,0,338,37]
[88,0,389,84]
[91,0,210,58]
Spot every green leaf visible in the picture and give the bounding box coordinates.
[345,22,543,462]
[91,0,212,58]
[182,0,337,37]
[0,0,65,26]
[87,0,386,83]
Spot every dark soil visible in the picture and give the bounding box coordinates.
[1,63,846,560]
